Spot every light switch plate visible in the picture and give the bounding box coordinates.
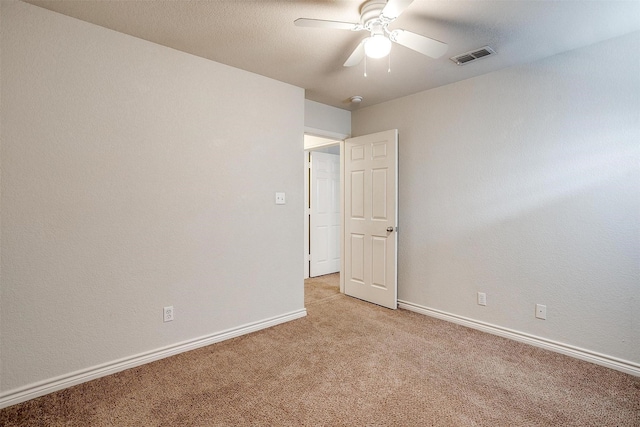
[275,192,286,205]
[477,292,487,306]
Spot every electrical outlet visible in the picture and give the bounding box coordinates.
[535,304,546,320]
[275,192,286,205]
[163,306,174,322]
[477,292,487,306]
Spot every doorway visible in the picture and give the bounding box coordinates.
[303,130,398,309]
[304,135,342,280]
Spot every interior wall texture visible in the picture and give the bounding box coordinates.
[1,1,304,394]
[304,99,351,138]
[352,32,639,365]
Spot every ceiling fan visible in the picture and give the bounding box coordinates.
[294,0,448,67]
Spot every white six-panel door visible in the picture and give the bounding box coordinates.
[310,152,341,277]
[344,130,398,309]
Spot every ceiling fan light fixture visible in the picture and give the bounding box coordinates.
[364,34,391,58]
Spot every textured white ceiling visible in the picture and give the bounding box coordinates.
[23,0,640,110]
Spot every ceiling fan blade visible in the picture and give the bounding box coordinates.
[381,0,414,20]
[343,40,366,67]
[390,29,448,58]
[294,18,359,31]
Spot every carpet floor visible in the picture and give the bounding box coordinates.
[1,273,639,426]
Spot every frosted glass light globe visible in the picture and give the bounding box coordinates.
[364,35,392,59]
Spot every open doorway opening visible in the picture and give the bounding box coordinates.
[304,135,342,281]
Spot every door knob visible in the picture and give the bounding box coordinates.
[387,226,395,232]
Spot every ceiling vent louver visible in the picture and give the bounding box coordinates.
[450,46,496,65]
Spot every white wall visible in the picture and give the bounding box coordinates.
[0,0,305,403]
[352,32,640,368]
[304,99,351,139]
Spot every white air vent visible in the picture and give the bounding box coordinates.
[450,46,496,66]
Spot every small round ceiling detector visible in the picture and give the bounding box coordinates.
[350,95,363,104]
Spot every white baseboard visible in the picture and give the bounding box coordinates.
[398,300,640,377]
[0,308,307,410]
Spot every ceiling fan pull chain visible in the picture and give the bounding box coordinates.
[388,50,391,73]
[364,55,368,77]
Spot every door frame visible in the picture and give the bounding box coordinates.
[339,138,345,294]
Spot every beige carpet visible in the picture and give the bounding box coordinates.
[1,273,639,426]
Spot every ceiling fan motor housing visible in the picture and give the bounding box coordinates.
[360,0,389,30]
